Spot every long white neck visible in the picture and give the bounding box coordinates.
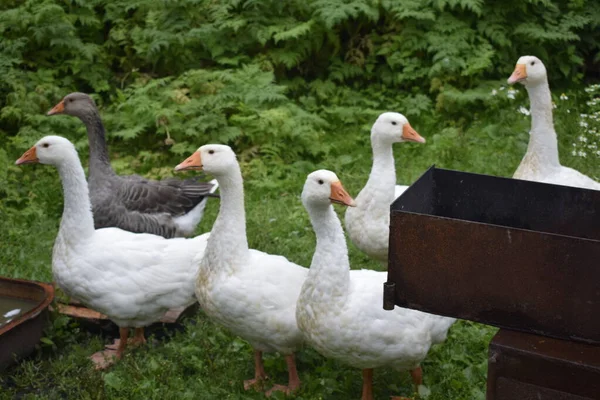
[203,165,249,275]
[56,153,96,241]
[356,137,397,207]
[303,204,350,300]
[524,80,560,167]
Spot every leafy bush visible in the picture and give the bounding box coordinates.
[2,0,599,146]
[568,84,600,161]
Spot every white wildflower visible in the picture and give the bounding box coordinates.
[560,93,569,100]
[580,121,589,128]
[507,88,517,100]
[518,106,530,116]
[552,102,557,109]
[499,86,506,91]
[491,89,498,96]
[579,135,588,142]
[572,150,578,156]
[578,150,587,158]
[581,113,589,118]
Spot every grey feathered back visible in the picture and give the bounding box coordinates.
[49,92,218,238]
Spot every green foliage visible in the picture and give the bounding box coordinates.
[105,65,329,167]
[2,0,599,158]
[564,84,600,163]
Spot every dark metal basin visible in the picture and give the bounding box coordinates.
[0,277,54,370]
[386,166,600,344]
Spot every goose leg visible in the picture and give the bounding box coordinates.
[243,350,267,391]
[361,368,374,400]
[116,327,129,359]
[390,366,422,400]
[265,353,301,396]
[130,327,147,347]
[410,366,422,391]
[91,328,129,369]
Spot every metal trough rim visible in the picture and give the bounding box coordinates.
[392,209,600,244]
[394,165,600,243]
[0,277,55,336]
[405,164,600,192]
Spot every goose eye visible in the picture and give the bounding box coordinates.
[208,150,215,155]
[318,179,324,185]
[391,121,397,126]
[530,61,535,66]
[42,143,49,148]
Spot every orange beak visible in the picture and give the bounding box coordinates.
[507,64,527,84]
[47,99,65,116]
[174,151,202,171]
[329,180,356,207]
[401,123,426,143]
[15,146,39,165]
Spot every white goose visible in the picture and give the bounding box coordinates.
[15,136,210,364]
[345,112,426,264]
[297,170,454,400]
[507,56,600,189]
[175,145,307,395]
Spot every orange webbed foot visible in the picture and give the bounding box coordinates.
[265,383,299,397]
[90,349,119,370]
[243,377,267,391]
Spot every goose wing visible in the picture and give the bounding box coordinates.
[117,174,217,217]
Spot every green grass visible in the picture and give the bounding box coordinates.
[1,88,598,399]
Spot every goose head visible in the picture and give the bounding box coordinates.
[371,112,425,145]
[507,56,547,86]
[301,169,356,209]
[47,92,97,118]
[15,136,77,167]
[175,144,237,176]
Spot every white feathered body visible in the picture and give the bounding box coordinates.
[514,154,600,190]
[394,184,408,198]
[53,228,209,327]
[297,268,432,370]
[345,163,397,263]
[196,249,307,353]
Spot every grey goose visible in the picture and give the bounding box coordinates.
[48,92,218,238]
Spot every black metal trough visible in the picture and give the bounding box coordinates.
[386,166,600,344]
